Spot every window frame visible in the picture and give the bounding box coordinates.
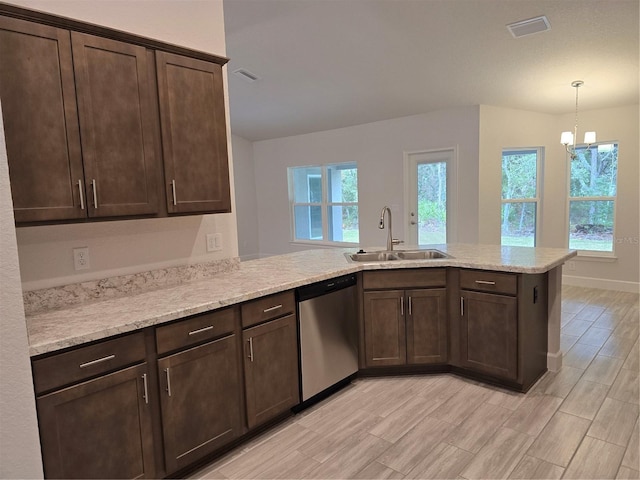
[500,147,543,247]
[566,141,618,257]
[288,162,359,246]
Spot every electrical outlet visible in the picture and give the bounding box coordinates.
[73,247,90,271]
[206,233,223,252]
[566,260,576,271]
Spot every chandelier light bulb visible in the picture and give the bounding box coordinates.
[584,131,596,145]
[561,131,574,146]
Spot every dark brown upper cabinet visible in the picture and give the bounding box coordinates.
[71,33,159,217]
[156,52,231,214]
[0,16,85,223]
[1,4,231,224]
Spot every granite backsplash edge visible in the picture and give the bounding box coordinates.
[23,257,241,316]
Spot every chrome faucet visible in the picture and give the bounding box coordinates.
[379,206,402,251]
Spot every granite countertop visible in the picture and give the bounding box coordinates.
[25,243,576,357]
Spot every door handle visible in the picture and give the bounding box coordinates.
[142,373,149,404]
[77,180,85,210]
[91,179,98,208]
[247,338,254,362]
[165,368,172,396]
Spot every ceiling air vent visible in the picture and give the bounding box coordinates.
[507,15,551,38]
[233,68,260,83]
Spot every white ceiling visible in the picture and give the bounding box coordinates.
[223,0,639,141]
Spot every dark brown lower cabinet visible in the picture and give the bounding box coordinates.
[36,363,155,479]
[460,290,518,380]
[243,314,299,429]
[406,289,448,364]
[363,290,406,366]
[363,288,447,367]
[157,334,242,474]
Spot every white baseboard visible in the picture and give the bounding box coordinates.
[547,351,563,372]
[562,275,640,293]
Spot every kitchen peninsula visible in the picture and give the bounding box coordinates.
[27,243,575,358]
[25,244,576,479]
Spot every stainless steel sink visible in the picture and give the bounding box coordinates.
[396,249,450,260]
[346,251,400,262]
[345,249,450,262]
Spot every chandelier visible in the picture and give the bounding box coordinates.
[560,80,596,160]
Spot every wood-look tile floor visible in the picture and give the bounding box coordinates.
[192,286,639,479]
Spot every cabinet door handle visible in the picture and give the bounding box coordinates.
[91,179,98,208]
[263,304,282,314]
[77,179,85,210]
[142,373,149,404]
[165,368,172,396]
[188,325,214,336]
[408,296,412,316]
[460,297,464,316]
[400,296,404,316]
[171,180,177,206]
[79,354,115,368]
[475,280,496,285]
[247,338,254,362]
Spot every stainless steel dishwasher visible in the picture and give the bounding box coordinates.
[296,274,359,403]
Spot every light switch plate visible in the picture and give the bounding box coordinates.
[206,233,222,252]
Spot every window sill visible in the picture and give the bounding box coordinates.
[575,252,618,263]
[290,240,359,249]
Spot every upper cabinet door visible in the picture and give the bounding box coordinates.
[0,16,85,222]
[155,51,231,214]
[71,32,158,217]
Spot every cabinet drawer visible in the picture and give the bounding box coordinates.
[32,331,146,395]
[460,269,518,296]
[156,307,237,355]
[363,268,446,290]
[241,291,295,328]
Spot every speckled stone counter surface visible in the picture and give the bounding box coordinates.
[25,244,576,357]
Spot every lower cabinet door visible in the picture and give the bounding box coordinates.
[243,314,299,429]
[363,290,406,366]
[460,290,518,380]
[157,335,242,474]
[36,363,155,479]
[406,288,448,364]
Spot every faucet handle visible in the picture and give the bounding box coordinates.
[392,239,404,245]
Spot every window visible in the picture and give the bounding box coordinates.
[501,148,541,247]
[288,163,358,244]
[568,143,618,253]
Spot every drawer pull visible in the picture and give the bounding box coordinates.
[475,280,496,285]
[460,297,464,316]
[142,373,149,404]
[165,368,172,397]
[79,354,115,368]
[188,325,214,336]
[263,304,283,314]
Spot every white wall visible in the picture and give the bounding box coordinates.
[232,134,260,260]
[240,103,638,289]
[560,105,639,290]
[0,102,43,478]
[478,104,639,290]
[5,0,238,290]
[252,107,480,256]
[478,106,560,246]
